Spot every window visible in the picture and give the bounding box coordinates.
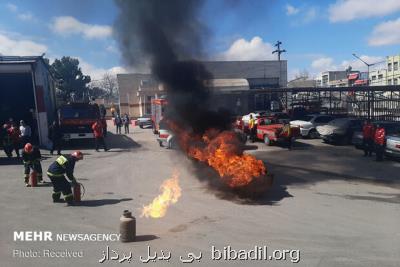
[394,79,398,85]
[378,74,383,79]
[394,62,398,71]
[372,75,376,80]
[388,63,392,71]
[388,79,392,85]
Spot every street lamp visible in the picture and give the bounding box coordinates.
[352,53,385,85]
[352,53,385,119]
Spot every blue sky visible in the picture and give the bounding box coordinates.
[1,0,400,80]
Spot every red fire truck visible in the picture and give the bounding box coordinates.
[151,98,167,134]
[58,103,100,141]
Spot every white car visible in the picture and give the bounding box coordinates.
[136,117,152,128]
[290,115,334,138]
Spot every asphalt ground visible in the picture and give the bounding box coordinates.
[0,124,399,267]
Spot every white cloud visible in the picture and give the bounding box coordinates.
[17,12,35,22]
[329,0,400,22]
[311,57,337,72]
[218,36,276,61]
[0,32,47,56]
[77,58,127,81]
[286,4,299,15]
[6,3,17,12]
[303,7,317,23]
[51,16,112,39]
[368,18,400,46]
[106,44,119,54]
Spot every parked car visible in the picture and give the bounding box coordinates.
[317,118,363,144]
[385,132,400,158]
[137,116,152,128]
[256,123,300,146]
[290,114,335,138]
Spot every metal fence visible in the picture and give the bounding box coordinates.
[247,85,400,121]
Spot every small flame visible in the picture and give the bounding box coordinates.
[141,171,182,218]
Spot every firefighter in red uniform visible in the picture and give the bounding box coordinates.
[21,143,43,186]
[92,119,108,151]
[47,151,83,205]
[8,123,21,158]
[374,124,386,161]
[362,120,375,157]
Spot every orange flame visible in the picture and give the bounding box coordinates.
[141,171,182,218]
[169,123,266,188]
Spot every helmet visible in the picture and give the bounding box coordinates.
[71,151,83,160]
[24,143,33,153]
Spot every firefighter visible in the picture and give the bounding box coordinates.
[362,120,375,157]
[47,151,83,205]
[22,143,43,186]
[374,124,386,162]
[48,121,62,155]
[8,123,21,158]
[92,119,108,152]
[249,114,256,143]
[2,124,12,157]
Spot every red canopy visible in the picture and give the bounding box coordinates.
[348,73,359,80]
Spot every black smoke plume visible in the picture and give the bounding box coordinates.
[113,0,231,133]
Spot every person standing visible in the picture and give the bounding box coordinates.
[122,113,130,134]
[374,124,386,162]
[2,124,12,157]
[249,114,256,143]
[115,114,122,134]
[362,120,375,157]
[48,121,62,155]
[47,151,83,205]
[92,119,108,152]
[8,123,21,158]
[21,143,43,186]
[282,122,293,150]
[19,120,32,147]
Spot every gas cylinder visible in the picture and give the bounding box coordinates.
[73,183,81,202]
[29,171,37,187]
[119,210,136,242]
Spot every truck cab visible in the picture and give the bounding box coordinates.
[58,103,100,141]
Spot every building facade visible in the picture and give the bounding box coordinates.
[386,55,400,86]
[117,60,287,117]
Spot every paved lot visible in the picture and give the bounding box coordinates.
[0,126,399,267]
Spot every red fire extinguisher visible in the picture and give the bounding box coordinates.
[72,181,85,202]
[30,170,37,187]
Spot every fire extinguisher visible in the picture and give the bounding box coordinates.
[30,170,37,187]
[72,181,85,202]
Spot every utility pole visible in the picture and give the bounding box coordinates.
[352,53,385,120]
[272,41,286,61]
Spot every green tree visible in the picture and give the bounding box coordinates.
[51,57,91,101]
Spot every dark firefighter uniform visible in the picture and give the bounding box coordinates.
[47,155,79,204]
[22,146,43,185]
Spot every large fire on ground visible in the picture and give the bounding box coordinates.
[170,122,267,188]
[141,171,182,218]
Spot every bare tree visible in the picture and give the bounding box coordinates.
[294,69,310,80]
[100,72,118,99]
